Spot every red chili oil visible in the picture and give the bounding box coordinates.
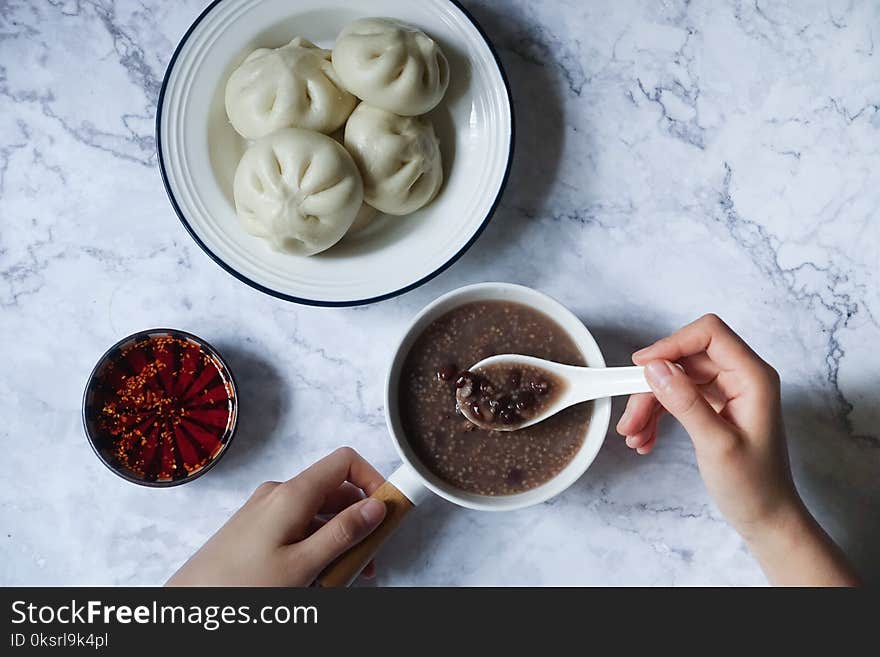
[86,333,236,483]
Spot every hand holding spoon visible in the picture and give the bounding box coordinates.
[455,355,651,431]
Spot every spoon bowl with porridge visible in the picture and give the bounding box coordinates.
[455,355,650,432]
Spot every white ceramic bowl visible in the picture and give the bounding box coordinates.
[157,0,513,306]
[384,283,611,511]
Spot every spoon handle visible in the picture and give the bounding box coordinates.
[568,365,651,402]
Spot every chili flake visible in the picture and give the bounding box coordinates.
[87,334,235,483]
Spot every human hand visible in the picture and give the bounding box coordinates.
[616,313,798,538]
[166,447,387,587]
[616,314,858,585]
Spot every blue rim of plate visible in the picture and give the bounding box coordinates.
[155,0,515,307]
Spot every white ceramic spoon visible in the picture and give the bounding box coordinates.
[455,354,651,431]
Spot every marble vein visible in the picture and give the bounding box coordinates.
[1,0,878,586]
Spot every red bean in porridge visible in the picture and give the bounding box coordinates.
[399,301,591,495]
[455,362,566,430]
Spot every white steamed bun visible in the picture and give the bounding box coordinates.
[332,18,449,116]
[343,103,442,215]
[347,203,379,235]
[225,37,357,139]
[233,128,364,255]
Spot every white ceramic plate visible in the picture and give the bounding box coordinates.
[157,0,513,306]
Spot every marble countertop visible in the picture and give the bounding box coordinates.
[1,0,878,586]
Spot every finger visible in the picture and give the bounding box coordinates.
[293,446,385,501]
[697,378,729,412]
[633,314,764,373]
[679,353,720,384]
[310,517,376,580]
[296,498,387,576]
[310,523,377,580]
[306,517,326,536]
[319,482,366,515]
[624,405,662,449]
[274,448,385,541]
[642,359,736,450]
[616,393,659,436]
[625,425,655,450]
[249,481,281,502]
[636,434,657,455]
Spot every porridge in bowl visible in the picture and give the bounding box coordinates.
[398,301,592,495]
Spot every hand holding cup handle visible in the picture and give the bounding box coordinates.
[317,467,425,587]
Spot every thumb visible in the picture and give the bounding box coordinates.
[643,360,730,448]
[298,498,386,569]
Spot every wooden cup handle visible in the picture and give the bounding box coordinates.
[316,479,414,588]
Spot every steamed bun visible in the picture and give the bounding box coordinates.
[225,37,357,139]
[348,203,379,235]
[344,103,442,215]
[332,18,449,116]
[233,128,364,255]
